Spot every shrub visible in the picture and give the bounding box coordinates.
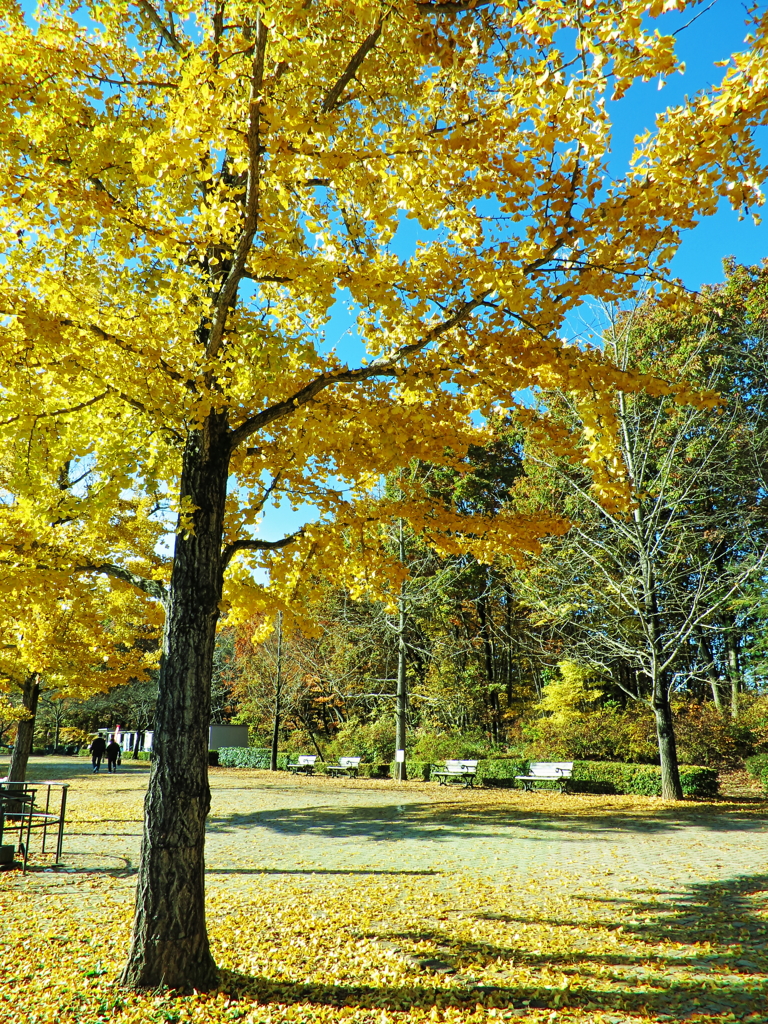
[745,754,768,791]
[529,704,658,763]
[571,761,718,798]
[673,700,768,768]
[476,758,529,787]
[358,762,390,779]
[218,747,289,770]
[745,753,768,779]
[410,729,493,763]
[323,715,398,763]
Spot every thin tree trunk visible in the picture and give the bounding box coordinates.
[121,414,229,992]
[8,673,41,783]
[478,594,499,743]
[653,674,683,800]
[270,612,283,772]
[297,711,324,760]
[634,495,684,798]
[698,633,724,713]
[724,621,741,720]
[395,519,407,782]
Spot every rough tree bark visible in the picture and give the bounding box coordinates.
[120,413,229,991]
[8,673,41,783]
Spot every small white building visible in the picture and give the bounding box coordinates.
[97,725,248,753]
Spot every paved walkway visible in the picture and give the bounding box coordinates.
[13,757,768,892]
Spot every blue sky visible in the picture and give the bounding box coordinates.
[258,0,767,541]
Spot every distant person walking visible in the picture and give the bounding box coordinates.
[89,735,107,773]
[105,738,121,773]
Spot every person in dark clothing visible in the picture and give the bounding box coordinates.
[105,738,121,773]
[89,735,107,772]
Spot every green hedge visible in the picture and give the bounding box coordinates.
[218,747,289,770]
[359,762,391,779]
[571,761,718,798]
[476,758,529,787]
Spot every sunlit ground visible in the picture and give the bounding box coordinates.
[1,758,766,1024]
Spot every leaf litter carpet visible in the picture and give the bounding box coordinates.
[1,759,767,1024]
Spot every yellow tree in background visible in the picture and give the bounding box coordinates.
[0,579,162,780]
[0,0,765,991]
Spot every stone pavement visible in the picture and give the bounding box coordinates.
[11,756,768,893]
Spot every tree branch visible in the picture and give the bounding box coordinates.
[222,530,303,570]
[416,0,493,11]
[228,291,489,450]
[0,391,109,428]
[321,17,384,114]
[75,562,169,606]
[206,14,268,361]
[134,0,184,53]
[60,319,189,388]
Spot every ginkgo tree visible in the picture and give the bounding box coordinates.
[0,0,766,993]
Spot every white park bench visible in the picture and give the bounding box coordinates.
[516,761,574,793]
[431,760,478,788]
[286,755,317,775]
[326,756,362,778]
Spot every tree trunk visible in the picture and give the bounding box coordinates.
[121,414,229,992]
[298,711,324,760]
[478,594,501,744]
[395,520,407,782]
[8,673,41,782]
[724,621,741,720]
[630,490,683,801]
[652,674,683,800]
[698,633,724,713]
[270,612,283,772]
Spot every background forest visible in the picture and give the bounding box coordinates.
[11,262,768,774]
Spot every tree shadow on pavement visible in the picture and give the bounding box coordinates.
[206,797,768,843]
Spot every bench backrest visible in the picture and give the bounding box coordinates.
[296,755,317,766]
[443,760,478,773]
[339,756,361,767]
[528,761,573,777]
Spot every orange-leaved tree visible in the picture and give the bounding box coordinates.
[0,0,765,991]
